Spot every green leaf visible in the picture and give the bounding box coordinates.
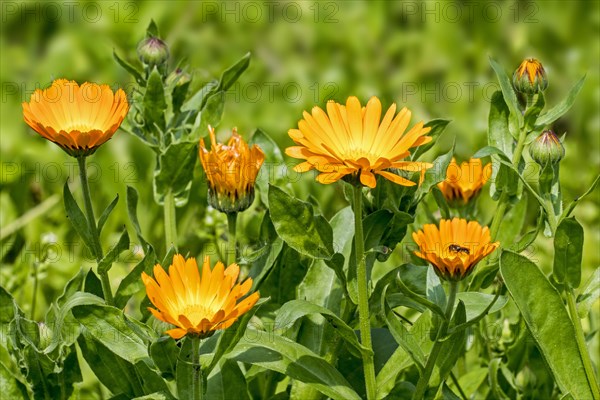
[536,75,586,127]
[563,175,599,219]
[488,91,513,158]
[577,268,600,318]
[228,329,361,400]
[153,141,198,205]
[395,266,445,318]
[447,367,488,399]
[115,247,156,309]
[98,230,130,274]
[126,185,150,250]
[190,91,225,141]
[97,194,119,235]
[63,182,95,257]
[0,361,29,399]
[113,50,145,85]
[553,217,584,288]
[44,291,104,353]
[134,359,173,397]
[489,57,522,127]
[77,330,145,397]
[150,336,179,380]
[206,359,250,400]
[455,292,507,322]
[410,119,451,160]
[144,68,167,134]
[84,268,105,299]
[496,192,528,246]
[276,299,370,358]
[382,285,425,370]
[500,250,593,399]
[249,129,285,207]
[524,92,545,130]
[146,19,159,37]
[431,187,450,219]
[181,80,218,113]
[72,304,148,363]
[217,53,251,92]
[435,301,467,386]
[268,184,333,259]
[203,298,268,377]
[414,143,454,201]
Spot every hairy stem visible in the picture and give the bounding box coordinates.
[352,185,377,400]
[227,212,238,266]
[164,190,178,252]
[77,156,113,304]
[566,289,600,400]
[413,281,458,400]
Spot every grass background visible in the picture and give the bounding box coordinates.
[1,0,598,326]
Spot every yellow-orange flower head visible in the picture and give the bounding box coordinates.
[199,126,265,213]
[286,96,433,188]
[22,79,129,157]
[412,218,499,281]
[437,158,492,206]
[142,254,260,339]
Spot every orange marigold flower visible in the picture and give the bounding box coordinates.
[199,126,265,213]
[437,158,492,205]
[412,218,499,281]
[142,254,260,339]
[285,96,433,188]
[22,79,129,157]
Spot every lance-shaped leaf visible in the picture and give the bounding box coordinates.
[63,182,95,256]
[276,299,371,358]
[536,75,585,127]
[553,217,584,289]
[268,184,334,259]
[500,250,593,399]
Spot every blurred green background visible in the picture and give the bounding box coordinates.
[1,0,599,317]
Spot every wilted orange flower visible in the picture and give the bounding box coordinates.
[142,254,260,339]
[285,96,433,188]
[412,218,499,281]
[438,158,492,205]
[199,126,265,213]
[22,79,128,157]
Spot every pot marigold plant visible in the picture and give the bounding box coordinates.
[3,8,599,400]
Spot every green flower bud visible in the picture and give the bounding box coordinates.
[207,185,256,214]
[137,37,169,67]
[529,130,565,166]
[512,58,548,94]
[166,68,191,87]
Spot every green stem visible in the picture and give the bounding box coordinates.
[543,197,558,234]
[566,289,600,400]
[30,261,39,320]
[77,157,113,304]
[352,185,377,400]
[191,336,204,400]
[413,281,458,400]
[488,111,529,242]
[164,190,178,252]
[227,212,238,266]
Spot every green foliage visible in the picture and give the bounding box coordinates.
[1,6,598,400]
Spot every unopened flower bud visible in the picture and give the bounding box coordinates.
[166,68,191,87]
[512,58,548,95]
[137,37,169,67]
[529,130,565,166]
